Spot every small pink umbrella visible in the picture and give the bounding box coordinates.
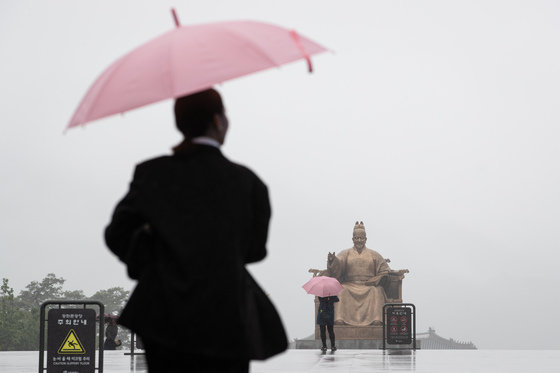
[67,9,328,129]
[302,276,344,297]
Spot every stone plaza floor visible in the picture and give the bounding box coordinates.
[2,349,560,372]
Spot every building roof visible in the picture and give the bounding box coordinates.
[417,327,477,350]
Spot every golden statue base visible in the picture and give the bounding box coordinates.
[315,324,384,340]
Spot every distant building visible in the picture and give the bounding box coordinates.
[417,327,477,349]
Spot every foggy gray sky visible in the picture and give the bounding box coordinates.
[1,0,559,349]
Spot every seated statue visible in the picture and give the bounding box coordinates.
[309,221,408,328]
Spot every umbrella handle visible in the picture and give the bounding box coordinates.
[171,8,181,28]
[290,30,313,73]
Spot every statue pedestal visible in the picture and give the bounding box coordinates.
[293,337,419,349]
[294,337,385,349]
[292,331,420,349]
[315,324,383,340]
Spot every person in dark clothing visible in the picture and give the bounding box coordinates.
[317,296,339,352]
[103,338,122,350]
[104,88,287,372]
[103,317,119,350]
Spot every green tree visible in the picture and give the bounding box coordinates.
[5,274,88,350]
[89,287,130,314]
[0,275,132,351]
[62,289,87,300]
[18,273,66,311]
[0,278,38,350]
[0,278,17,350]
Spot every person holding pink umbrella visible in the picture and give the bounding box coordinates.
[317,295,339,353]
[302,276,343,352]
[105,89,287,372]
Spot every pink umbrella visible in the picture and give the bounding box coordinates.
[67,9,328,129]
[302,276,344,297]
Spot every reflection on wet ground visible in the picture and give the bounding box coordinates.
[252,349,560,373]
[2,349,560,372]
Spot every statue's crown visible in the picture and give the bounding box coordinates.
[353,221,365,233]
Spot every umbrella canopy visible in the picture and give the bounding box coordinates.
[95,313,119,322]
[67,13,327,129]
[302,276,344,297]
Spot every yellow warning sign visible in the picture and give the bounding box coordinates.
[57,329,86,354]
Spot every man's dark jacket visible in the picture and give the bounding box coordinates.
[105,144,287,359]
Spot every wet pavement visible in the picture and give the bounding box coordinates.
[2,349,560,372]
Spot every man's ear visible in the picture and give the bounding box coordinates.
[213,113,225,131]
[204,114,220,137]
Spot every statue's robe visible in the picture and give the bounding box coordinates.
[327,247,390,326]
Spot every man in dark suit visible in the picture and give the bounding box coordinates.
[104,89,287,372]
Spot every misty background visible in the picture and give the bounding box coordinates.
[1,0,559,349]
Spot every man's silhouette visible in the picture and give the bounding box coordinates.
[105,89,287,372]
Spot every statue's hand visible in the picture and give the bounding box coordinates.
[308,269,322,277]
[365,276,383,286]
[327,252,336,264]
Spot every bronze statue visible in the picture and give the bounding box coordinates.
[309,221,409,329]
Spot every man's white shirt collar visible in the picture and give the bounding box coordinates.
[191,136,221,149]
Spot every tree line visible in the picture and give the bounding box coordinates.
[0,273,130,351]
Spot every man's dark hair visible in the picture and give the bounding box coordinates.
[174,88,224,138]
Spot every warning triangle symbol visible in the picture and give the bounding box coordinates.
[58,329,86,354]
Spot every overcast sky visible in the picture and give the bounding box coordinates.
[1,0,559,349]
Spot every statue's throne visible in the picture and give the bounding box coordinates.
[308,260,408,340]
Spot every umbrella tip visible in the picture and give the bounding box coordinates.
[171,8,180,28]
[289,30,313,73]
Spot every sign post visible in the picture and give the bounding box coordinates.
[124,333,146,356]
[383,303,416,350]
[39,301,104,373]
